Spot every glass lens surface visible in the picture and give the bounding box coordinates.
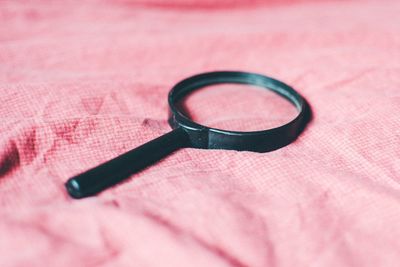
[178,83,299,132]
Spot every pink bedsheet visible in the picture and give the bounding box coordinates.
[1,0,400,266]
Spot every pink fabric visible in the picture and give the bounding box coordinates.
[1,0,400,266]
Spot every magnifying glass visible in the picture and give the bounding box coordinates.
[65,71,311,199]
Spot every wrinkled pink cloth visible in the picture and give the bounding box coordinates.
[1,0,400,266]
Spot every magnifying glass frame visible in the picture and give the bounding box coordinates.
[65,71,310,199]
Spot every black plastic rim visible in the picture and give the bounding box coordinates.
[168,71,310,152]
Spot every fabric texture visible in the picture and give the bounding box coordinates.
[1,0,400,266]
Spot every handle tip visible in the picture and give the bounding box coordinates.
[65,178,85,199]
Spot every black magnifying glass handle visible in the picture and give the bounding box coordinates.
[65,127,189,198]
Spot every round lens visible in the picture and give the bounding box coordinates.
[177,83,299,132]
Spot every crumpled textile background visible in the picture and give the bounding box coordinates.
[1,0,400,266]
